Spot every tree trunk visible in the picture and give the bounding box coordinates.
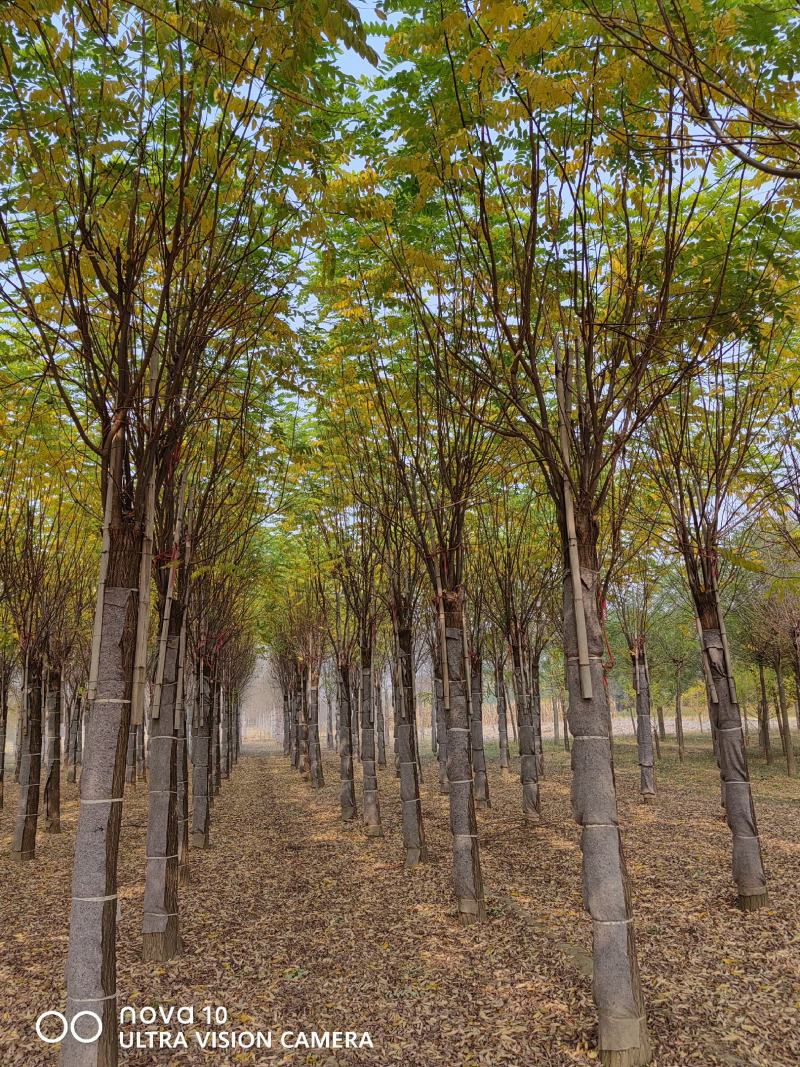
[656,704,666,742]
[66,693,81,784]
[297,669,310,780]
[397,624,427,867]
[430,675,438,754]
[562,552,650,1067]
[43,668,62,832]
[12,655,43,860]
[308,667,324,789]
[142,629,181,960]
[553,690,561,745]
[434,665,448,794]
[758,662,772,763]
[774,665,795,777]
[326,687,334,751]
[220,686,230,781]
[211,684,221,795]
[527,646,545,778]
[631,648,656,804]
[495,657,510,775]
[336,662,357,821]
[0,673,8,809]
[696,598,768,910]
[374,677,386,767]
[469,650,490,808]
[177,686,190,885]
[125,717,137,785]
[62,504,141,1067]
[191,663,212,848]
[282,690,290,756]
[442,592,485,923]
[511,635,539,820]
[360,644,382,837]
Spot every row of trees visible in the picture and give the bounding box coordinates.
[1,1,799,1065]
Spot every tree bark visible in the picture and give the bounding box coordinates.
[631,648,656,803]
[656,704,666,742]
[360,644,382,837]
[511,634,539,820]
[375,677,387,767]
[442,592,485,923]
[307,667,324,789]
[43,668,63,832]
[142,630,181,960]
[125,717,137,785]
[563,554,650,1067]
[62,505,141,1067]
[397,624,427,866]
[191,663,212,848]
[695,597,768,910]
[434,665,448,794]
[12,655,43,860]
[774,665,795,777]
[336,663,357,821]
[297,668,310,780]
[468,649,490,808]
[0,672,8,809]
[757,662,771,763]
[495,657,510,775]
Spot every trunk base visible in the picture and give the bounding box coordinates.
[640,794,656,806]
[439,783,450,795]
[404,847,427,869]
[142,929,183,962]
[178,865,191,885]
[499,766,512,777]
[599,1045,650,1067]
[738,890,769,912]
[11,850,35,862]
[475,798,491,811]
[45,822,61,833]
[341,809,357,823]
[523,809,541,824]
[191,832,210,849]
[364,825,384,838]
[456,897,486,925]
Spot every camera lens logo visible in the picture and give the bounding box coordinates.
[36,1010,103,1044]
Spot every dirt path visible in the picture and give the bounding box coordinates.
[0,740,798,1065]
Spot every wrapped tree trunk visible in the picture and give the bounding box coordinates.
[142,628,181,960]
[375,678,387,767]
[441,592,484,922]
[397,623,427,867]
[12,655,43,860]
[351,667,361,758]
[220,686,230,781]
[495,657,510,775]
[43,667,63,833]
[282,689,290,756]
[528,647,545,779]
[289,682,299,767]
[631,646,656,803]
[62,492,142,1067]
[434,664,448,794]
[307,666,324,789]
[326,687,334,751]
[430,678,437,753]
[695,592,768,910]
[553,690,560,745]
[177,690,190,885]
[0,671,8,809]
[511,634,539,821]
[360,643,382,837]
[563,547,650,1066]
[297,667,310,780]
[211,684,221,795]
[337,662,357,821]
[191,663,211,849]
[468,649,490,808]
